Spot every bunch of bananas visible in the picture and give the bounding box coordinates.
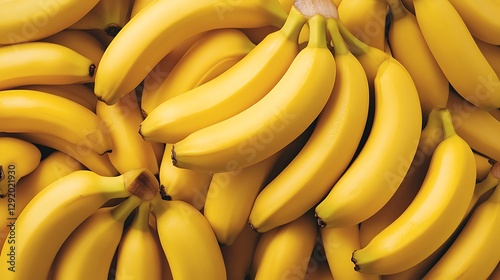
[0,0,499,279]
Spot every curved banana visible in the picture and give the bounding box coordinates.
[50,195,142,280]
[351,109,476,275]
[96,91,159,175]
[221,224,261,280]
[475,38,500,79]
[0,0,99,44]
[412,0,500,111]
[17,84,98,112]
[386,0,449,122]
[448,0,500,45]
[151,197,227,280]
[315,56,422,228]
[171,14,336,173]
[115,201,163,280]
[0,89,112,155]
[252,212,318,280]
[40,29,105,68]
[248,18,369,233]
[139,7,306,143]
[337,0,388,50]
[0,168,157,280]
[130,0,156,18]
[0,137,41,197]
[321,225,380,280]
[0,42,96,90]
[94,0,288,105]
[446,90,500,162]
[69,0,133,36]
[159,144,213,210]
[140,28,255,117]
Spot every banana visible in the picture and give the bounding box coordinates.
[448,0,500,45]
[315,56,422,228]
[159,144,213,211]
[0,89,112,155]
[130,0,156,18]
[50,195,143,279]
[337,0,388,50]
[140,7,306,143]
[412,0,500,111]
[40,29,105,68]
[321,225,380,280]
[0,168,157,280]
[359,108,444,247]
[221,224,261,280]
[385,0,449,122]
[475,151,495,182]
[115,201,163,280]
[423,181,500,279]
[475,37,500,87]
[96,91,159,175]
[171,13,336,173]
[0,42,96,90]
[140,28,256,117]
[0,137,41,197]
[351,108,476,275]
[94,0,288,105]
[69,0,133,36]
[251,211,318,280]
[446,89,500,162]
[248,18,369,233]
[151,197,227,280]
[17,83,98,112]
[0,0,99,44]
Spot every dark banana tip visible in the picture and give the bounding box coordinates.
[159,185,171,201]
[89,64,96,77]
[315,214,327,228]
[351,250,360,271]
[138,125,145,140]
[99,149,113,156]
[248,222,260,233]
[171,145,177,166]
[105,24,122,37]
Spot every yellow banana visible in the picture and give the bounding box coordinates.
[0,137,41,197]
[140,28,255,117]
[252,212,318,280]
[386,0,449,122]
[351,108,476,275]
[0,0,99,44]
[315,56,422,228]
[413,0,500,111]
[139,7,306,143]
[475,37,500,88]
[248,18,369,233]
[50,195,143,280]
[151,197,227,280]
[0,89,112,155]
[446,89,500,162]
[0,168,157,280]
[97,91,159,175]
[221,224,261,280]
[0,42,96,90]
[171,14,336,173]
[94,0,288,105]
[17,84,98,112]
[322,225,380,280]
[130,0,156,18]
[475,151,495,182]
[115,201,163,280]
[337,0,388,50]
[159,144,213,211]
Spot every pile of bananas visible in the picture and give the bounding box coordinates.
[0,0,499,279]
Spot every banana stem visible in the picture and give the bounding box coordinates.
[438,108,456,139]
[280,6,308,39]
[294,0,338,19]
[474,172,499,199]
[132,201,152,231]
[386,0,407,20]
[337,20,369,56]
[327,18,349,55]
[111,195,142,222]
[307,14,327,48]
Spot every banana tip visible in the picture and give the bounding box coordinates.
[314,213,327,228]
[171,145,177,166]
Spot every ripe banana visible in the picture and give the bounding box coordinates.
[140,28,255,117]
[171,14,336,173]
[248,18,369,233]
[475,37,500,79]
[0,42,96,90]
[115,201,163,280]
[130,0,156,18]
[97,91,159,175]
[321,225,380,280]
[17,84,98,112]
[221,224,261,280]
[0,168,157,280]
[139,7,306,143]
[151,197,227,280]
[0,89,112,155]
[315,56,422,228]
[351,108,476,275]
[386,0,449,122]
[0,137,41,197]
[50,195,143,280]
[94,0,288,104]
[412,0,500,111]
[0,0,99,44]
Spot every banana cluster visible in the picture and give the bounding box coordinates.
[0,0,499,279]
